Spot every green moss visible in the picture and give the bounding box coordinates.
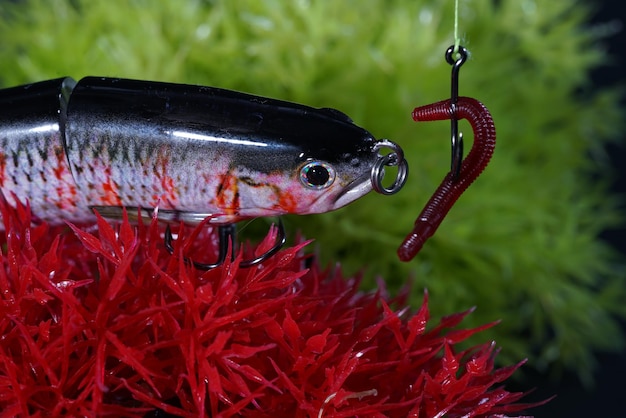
[0,0,624,383]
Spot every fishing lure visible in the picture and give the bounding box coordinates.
[0,76,407,267]
[0,45,494,268]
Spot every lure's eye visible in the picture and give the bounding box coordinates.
[300,161,336,189]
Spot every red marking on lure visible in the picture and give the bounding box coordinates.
[398,97,496,262]
[52,150,67,181]
[214,173,240,215]
[101,166,123,206]
[277,190,298,212]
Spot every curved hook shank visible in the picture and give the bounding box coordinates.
[164,220,286,270]
[398,97,496,262]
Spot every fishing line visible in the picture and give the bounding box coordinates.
[453,0,461,58]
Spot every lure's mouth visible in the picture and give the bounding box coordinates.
[330,172,373,210]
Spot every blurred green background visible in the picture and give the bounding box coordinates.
[0,0,624,386]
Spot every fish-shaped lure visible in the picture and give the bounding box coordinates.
[0,77,405,225]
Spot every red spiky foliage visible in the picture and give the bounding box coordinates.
[0,196,542,417]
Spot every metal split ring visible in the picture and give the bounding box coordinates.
[371,139,408,195]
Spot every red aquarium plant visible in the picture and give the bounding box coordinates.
[0,196,542,417]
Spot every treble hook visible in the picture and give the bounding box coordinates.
[446,45,468,181]
[164,219,286,270]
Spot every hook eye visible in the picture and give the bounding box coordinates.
[445,44,469,67]
[371,139,408,195]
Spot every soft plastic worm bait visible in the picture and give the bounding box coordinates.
[398,97,495,261]
[0,76,407,267]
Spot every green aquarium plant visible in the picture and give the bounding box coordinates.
[0,0,624,384]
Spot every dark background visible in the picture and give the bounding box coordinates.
[524,0,626,416]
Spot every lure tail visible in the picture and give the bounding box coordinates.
[398,97,496,262]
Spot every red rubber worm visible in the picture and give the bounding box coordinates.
[397,97,496,261]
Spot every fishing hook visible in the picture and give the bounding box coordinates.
[446,45,468,181]
[164,219,286,270]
